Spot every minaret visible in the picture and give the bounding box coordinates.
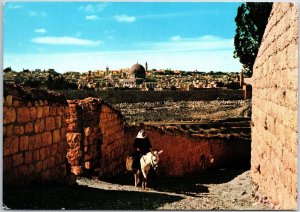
[106,65,109,76]
[145,62,148,72]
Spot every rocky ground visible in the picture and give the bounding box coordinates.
[4,169,269,210]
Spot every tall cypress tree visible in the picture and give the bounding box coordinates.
[233,2,273,77]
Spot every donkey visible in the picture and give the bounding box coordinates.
[134,150,163,191]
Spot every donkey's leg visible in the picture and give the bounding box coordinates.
[141,169,149,191]
[134,170,140,187]
[142,177,147,191]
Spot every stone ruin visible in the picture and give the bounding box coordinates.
[2,3,298,209]
[3,86,251,185]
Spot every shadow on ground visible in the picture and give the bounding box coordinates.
[107,168,248,197]
[3,168,248,210]
[3,183,183,210]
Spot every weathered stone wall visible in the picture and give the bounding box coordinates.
[125,125,251,177]
[98,103,125,178]
[58,89,244,103]
[251,3,298,209]
[66,98,103,175]
[65,98,126,178]
[65,97,251,179]
[3,84,68,185]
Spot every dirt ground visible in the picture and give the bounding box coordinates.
[3,169,269,210]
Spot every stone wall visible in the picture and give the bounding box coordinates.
[58,89,244,104]
[65,97,251,179]
[3,86,252,185]
[66,98,103,175]
[65,98,126,178]
[3,84,68,185]
[98,103,125,178]
[125,125,251,177]
[251,3,298,209]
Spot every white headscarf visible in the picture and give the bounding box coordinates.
[136,129,146,139]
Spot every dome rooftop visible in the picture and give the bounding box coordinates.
[129,63,146,79]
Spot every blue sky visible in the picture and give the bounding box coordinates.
[4,2,243,73]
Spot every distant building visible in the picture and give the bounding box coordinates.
[120,63,146,88]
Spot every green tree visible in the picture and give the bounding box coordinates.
[233,2,273,77]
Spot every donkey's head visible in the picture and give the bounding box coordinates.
[150,150,163,170]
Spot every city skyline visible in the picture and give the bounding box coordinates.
[4,2,243,73]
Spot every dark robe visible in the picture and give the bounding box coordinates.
[132,137,152,170]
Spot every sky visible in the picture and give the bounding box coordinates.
[4,2,243,73]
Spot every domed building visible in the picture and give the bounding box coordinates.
[129,63,146,79]
[120,63,146,88]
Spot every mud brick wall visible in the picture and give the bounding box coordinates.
[125,126,251,177]
[3,84,68,185]
[66,98,125,178]
[251,3,298,209]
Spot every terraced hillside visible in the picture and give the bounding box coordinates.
[113,100,251,138]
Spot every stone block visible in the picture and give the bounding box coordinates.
[57,106,65,116]
[20,136,29,151]
[37,107,43,118]
[66,122,80,132]
[60,127,67,141]
[4,136,19,156]
[57,142,67,154]
[43,147,50,159]
[25,122,34,134]
[3,107,16,124]
[55,116,62,129]
[42,131,52,146]
[48,157,55,168]
[29,107,37,121]
[45,117,55,131]
[33,149,40,162]
[14,125,24,135]
[51,144,58,156]
[43,106,50,117]
[13,153,24,167]
[286,42,298,69]
[51,130,60,144]
[66,133,82,144]
[25,152,32,164]
[17,107,31,123]
[40,148,46,160]
[34,119,44,133]
[5,125,14,137]
[49,107,57,116]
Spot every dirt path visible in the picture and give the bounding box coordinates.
[76,169,268,210]
[4,169,269,210]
